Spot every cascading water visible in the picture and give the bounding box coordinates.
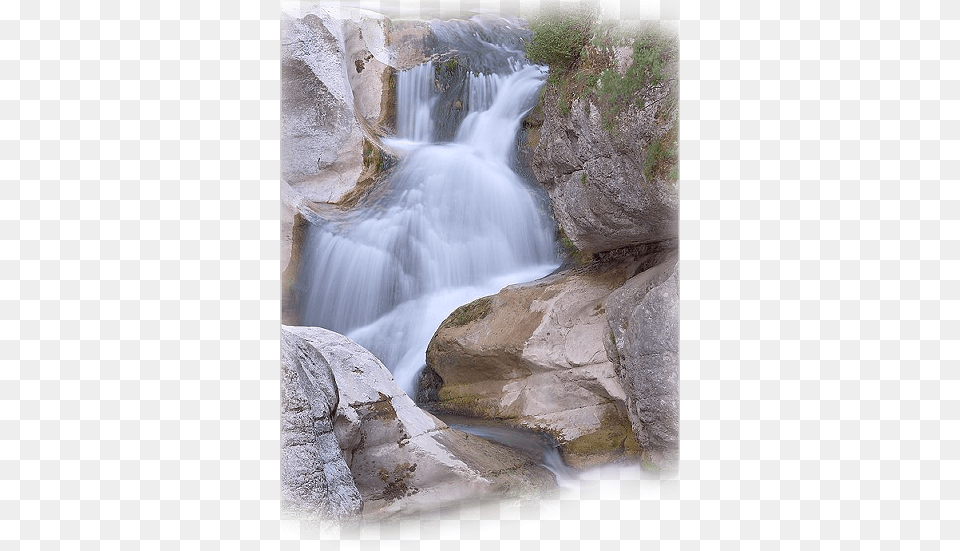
[297,22,559,398]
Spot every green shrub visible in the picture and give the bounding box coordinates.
[525,9,592,70]
[597,28,671,129]
[642,122,678,183]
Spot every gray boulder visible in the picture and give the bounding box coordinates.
[603,253,679,472]
[281,327,363,521]
[524,30,678,256]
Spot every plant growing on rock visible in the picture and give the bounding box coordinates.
[523,11,678,184]
[525,7,593,70]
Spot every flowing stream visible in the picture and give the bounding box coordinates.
[297,20,560,399]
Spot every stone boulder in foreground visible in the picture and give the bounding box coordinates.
[281,326,555,522]
[424,245,678,471]
[423,258,644,469]
[281,327,362,521]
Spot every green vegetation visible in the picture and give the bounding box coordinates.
[642,122,678,182]
[525,7,593,70]
[444,57,459,73]
[524,10,678,184]
[558,228,591,267]
[362,138,384,173]
[596,27,674,130]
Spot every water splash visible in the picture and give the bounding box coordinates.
[298,40,558,398]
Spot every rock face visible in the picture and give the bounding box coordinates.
[281,327,363,521]
[281,9,398,205]
[604,253,679,471]
[507,25,680,472]
[525,35,678,256]
[425,258,651,469]
[528,93,678,255]
[282,326,555,521]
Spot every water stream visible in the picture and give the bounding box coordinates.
[296,19,560,399]
[438,414,577,484]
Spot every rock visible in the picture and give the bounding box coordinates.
[528,93,678,255]
[425,258,653,469]
[283,326,556,521]
[281,12,365,204]
[525,33,678,255]
[281,327,362,521]
[281,8,412,207]
[603,253,679,472]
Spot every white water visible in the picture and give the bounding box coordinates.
[299,57,559,397]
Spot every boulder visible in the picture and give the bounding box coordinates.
[282,326,556,521]
[424,258,651,469]
[282,12,364,204]
[604,253,679,472]
[281,327,362,521]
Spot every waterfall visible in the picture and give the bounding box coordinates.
[297,34,559,397]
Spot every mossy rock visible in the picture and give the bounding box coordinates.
[434,390,499,418]
[559,408,640,468]
[442,296,493,328]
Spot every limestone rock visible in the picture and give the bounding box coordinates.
[281,327,362,521]
[283,326,556,521]
[425,259,650,469]
[603,253,679,472]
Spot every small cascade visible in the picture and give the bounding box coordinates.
[296,18,558,398]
